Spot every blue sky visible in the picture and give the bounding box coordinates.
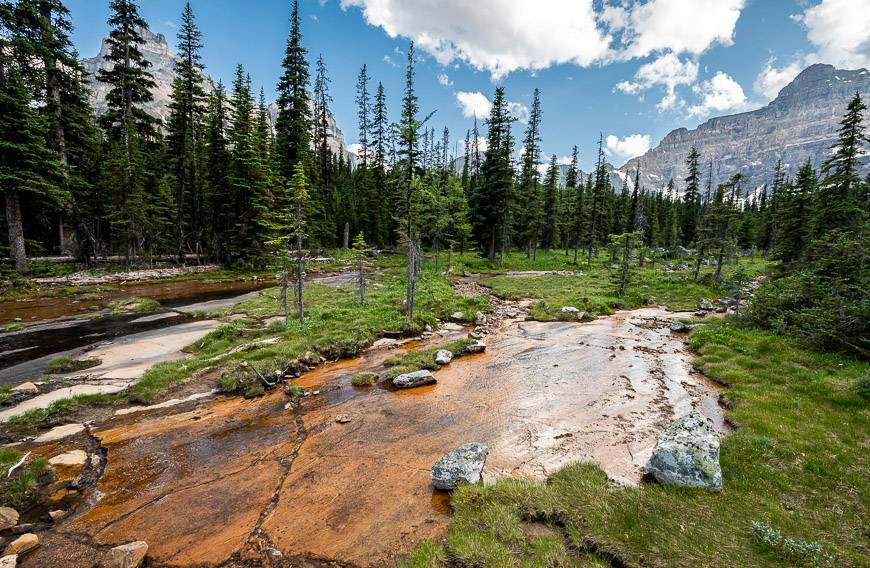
[64,0,870,171]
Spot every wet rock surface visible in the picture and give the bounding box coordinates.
[646,411,723,490]
[434,349,453,365]
[14,276,725,567]
[431,443,489,491]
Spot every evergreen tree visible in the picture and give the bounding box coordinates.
[540,154,559,249]
[203,81,231,263]
[311,53,333,244]
[516,88,542,256]
[0,63,63,271]
[774,159,816,264]
[682,146,702,244]
[96,0,158,262]
[399,42,421,324]
[815,92,867,235]
[166,1,206,261]
[275,0,310,178]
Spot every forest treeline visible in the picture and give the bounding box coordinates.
[0,0,867,354]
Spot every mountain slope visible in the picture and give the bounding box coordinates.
[619,64,870,193]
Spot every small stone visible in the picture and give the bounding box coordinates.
[450,311,465,322]
[560,306,580,314]
[0,508,19,531]
[468,332,482,340]
[464,342,486,354]
[698,299,715,311]
[48,449,87,467]
[669,322,688,333]
[10,383,37,394]
[694,310,708,317]
[8,525,36,536]
[33,423,85,443]
[434,350,453,365]
[335,415,351,424]
[48,510,68,522]
[0,555,17,568]
[4,534,37,557]
[474,311,487,325]
[106,541,148,568]
[431,443,489,491]
[393,370,437,389]
[462,271,471,277]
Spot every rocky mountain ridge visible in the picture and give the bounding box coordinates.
[619,64,870,194]
[82,27,353,162]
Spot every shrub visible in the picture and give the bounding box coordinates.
[751,521,834,566]
[351,372,378,387]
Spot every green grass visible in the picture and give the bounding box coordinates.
[412,321,868,567]
[0,448,52,509]
[3,393,122,436]
[0,385,12,404]
[0,322,24,333]
[478,253,770,320]
[107,296,161,315]
[351,372,378,387]
[46,356,101,374]
[383,338,476,379]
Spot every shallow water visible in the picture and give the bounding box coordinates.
[26,308,724,567]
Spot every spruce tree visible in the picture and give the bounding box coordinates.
[275,0,310,178]
[516,88,542,256]
[203,82,231,263]
[682,147,702,244]
[167,2,206,261]
[398,42,421,325]
[311,53,333,243]
[775,159,816,264]
[0,63,63,271]
[474,86,513,262]
[540,154,559,249]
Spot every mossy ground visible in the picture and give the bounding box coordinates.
[383,338,476,379]
[403,321,869,567]
[461,250,770,320]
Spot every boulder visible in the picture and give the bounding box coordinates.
[474,311,487,325]
[464,342,486,354]
[10,383,37,395]
[450,311,465,322]
[669,322,688,333]
[106,541,148,568]
[645,411,722,491]
[48,510,69,522]
[0,555,16,568]
[698,299,715,311]
[0,508,19,531]
[335,415,351,424]
[560,306,580,314]
[431,443,489,491]
[434,350,453,365]
[4,534,37,557]
[393,370,436,389]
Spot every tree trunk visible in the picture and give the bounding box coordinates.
[5,191,27,272]
[343,222,349,249]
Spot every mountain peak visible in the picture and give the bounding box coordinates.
[620,64,870,194]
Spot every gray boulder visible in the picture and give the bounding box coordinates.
[393,370,436,388]
[560,306,580,314]
[450,311,465,322]
[431,443,489,491]
[474,311,487,325]
[669,321,688,333]
[434,350,453,365]
[464,342,486,354]
[698,299,715,311]
[646,411,722,491]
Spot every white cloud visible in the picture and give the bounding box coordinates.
[688,72,749,117]
[620,0,745,60]
[797,0,870,69]
[455,91,529,123]
[508,101,529,124]
[437,73,453,87]
[341,0,747,79]
[383,54,399,67]
[341,0,612,79]
[616,52,698,110]
[753,57,803,100]
[455,91,491,119]
[605,134,651,163]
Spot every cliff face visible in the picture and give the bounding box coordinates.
[82,27,352,162]
[619,64,870,194]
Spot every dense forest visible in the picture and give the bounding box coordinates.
[0,0,867,354]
